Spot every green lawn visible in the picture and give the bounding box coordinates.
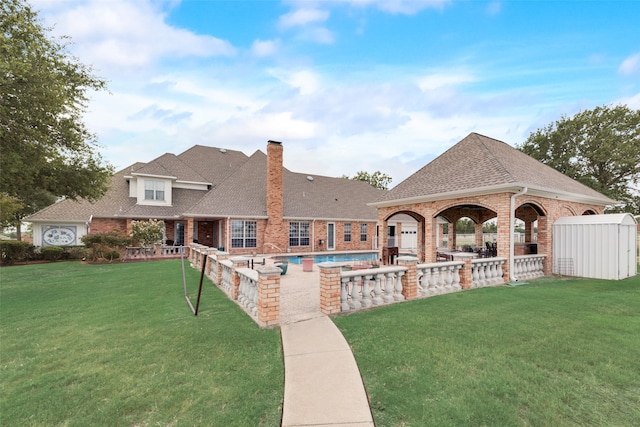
[0,260,283,426]
[3,261,639,426]
[335,274,640,427]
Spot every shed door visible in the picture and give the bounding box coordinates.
[619,225,634,279]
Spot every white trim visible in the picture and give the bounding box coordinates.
[131,172,177,179]
[368,182,615,208]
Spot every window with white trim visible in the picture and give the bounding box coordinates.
[231,220,257,248]
[344,223,352,242]
[360,223,368,242]
[144,180,165,201]
[289,221,310,247]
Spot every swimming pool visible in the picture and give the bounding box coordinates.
[274,252,378,265]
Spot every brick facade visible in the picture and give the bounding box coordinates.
[89,218,127,235]
[377,192,604,281]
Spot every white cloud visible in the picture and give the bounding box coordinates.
[278,8,329,29]
[36,0,235,72]
[268,69,322,95]
[616,92,640,109]
[331,0,450,15]
[251,39,279,57]
[301,27,335,44]
[418,72,477,91]
[619,52,640,75]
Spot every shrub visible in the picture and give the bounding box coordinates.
[66,246,88,260]
[41,246,64,262]
[104,250,120,261]
[0,240,34,265]
[81,232,131,261]
[130,219,164,247]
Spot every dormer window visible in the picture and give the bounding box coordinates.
[145,180,165,201]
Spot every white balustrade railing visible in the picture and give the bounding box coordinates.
[340,266,406,312]
[237,268,259,317]
[513,255,546,280]
[471,258,506,288]
[161,245,186,256]
[416,261,463,296]
[207,254,218,282]
[219,260,234,296]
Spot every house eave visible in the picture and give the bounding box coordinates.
[176,179,212,186]
[283,216,378,222]
[131,172,178,180]
[369,183,615,208]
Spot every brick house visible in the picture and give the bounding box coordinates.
[27,141,385,254]
[370,133,616,281]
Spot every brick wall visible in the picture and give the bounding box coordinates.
[376,192,605,281]
[89,218,127,235]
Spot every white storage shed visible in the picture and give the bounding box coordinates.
[552,214,637,280]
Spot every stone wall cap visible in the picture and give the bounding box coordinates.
[256,266,283,275]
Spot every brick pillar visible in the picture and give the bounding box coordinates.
[398,256,418,300]
[449,221,456,250]
[417,220,425,263]
[186,217,194,246]
[230,257,249,300]
[377,214,387,262]
[256,266,281,327]
[320,264,343,315]
[496,194,512,281]
[537,216,551,275]
[460,258,473,290]
[475,222,483,247]
[425,216,438,263]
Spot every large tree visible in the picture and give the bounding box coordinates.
[343,170,393,190]
[518,105,640,213]
[0,0,112,239]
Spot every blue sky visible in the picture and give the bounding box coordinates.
[33,0,640,186]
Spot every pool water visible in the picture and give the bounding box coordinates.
[275,252,378,265]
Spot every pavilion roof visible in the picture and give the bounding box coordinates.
[372,132,615,207]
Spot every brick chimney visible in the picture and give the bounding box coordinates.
[264,140,286,253]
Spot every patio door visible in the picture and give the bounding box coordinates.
[327,222,335,250]
[175,222,185,246]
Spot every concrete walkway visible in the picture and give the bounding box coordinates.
[279,263,374,427]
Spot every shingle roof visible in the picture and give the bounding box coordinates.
[374,132,614,205]
[131,153,210,183]
[177,145,249,187]
[183,149,385,220]
[26,164,139,222]
[28,144,383,222]
[185,151,269,217]
[283,171,383,220]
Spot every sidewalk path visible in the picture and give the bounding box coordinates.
[281,316,375,427]
[279,263,374,427]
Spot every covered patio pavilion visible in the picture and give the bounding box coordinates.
[370,133,615,282]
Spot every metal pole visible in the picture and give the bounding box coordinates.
[194,253,207,316]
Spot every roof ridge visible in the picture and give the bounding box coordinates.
[472,133,516,183]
